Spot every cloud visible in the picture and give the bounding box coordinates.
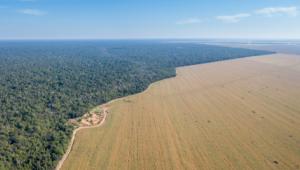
[18,9,46,16]
[255,6,298,17]
[216,13,251,23]
[176,18,203,25]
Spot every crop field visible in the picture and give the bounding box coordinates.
[61,53,300,170]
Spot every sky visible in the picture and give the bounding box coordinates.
[0,0,299,39]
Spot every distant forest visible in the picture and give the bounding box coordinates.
[0,41,273,170]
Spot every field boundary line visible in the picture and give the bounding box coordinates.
[55,106,108,170]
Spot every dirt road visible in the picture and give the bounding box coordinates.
[55,106,108,170]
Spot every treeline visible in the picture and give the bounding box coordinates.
[0,41,273,170]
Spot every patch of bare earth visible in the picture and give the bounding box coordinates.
[55,105,108,170]
[69,106,106,127]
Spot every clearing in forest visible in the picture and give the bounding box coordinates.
[61,53,300,170]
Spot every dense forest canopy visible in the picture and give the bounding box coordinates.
[0,40,273,170]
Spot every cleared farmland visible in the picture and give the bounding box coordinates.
[61,53,300,170]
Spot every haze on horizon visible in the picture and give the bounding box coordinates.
[0,0,299,40]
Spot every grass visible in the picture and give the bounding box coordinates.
[61,53,300,170]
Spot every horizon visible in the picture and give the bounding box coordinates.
[1,38,300,41]
[0,0,299,39]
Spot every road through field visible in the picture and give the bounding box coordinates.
[61,53,300,170]
[56,106,108,170]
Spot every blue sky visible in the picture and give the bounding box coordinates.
[0,0,299,39]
